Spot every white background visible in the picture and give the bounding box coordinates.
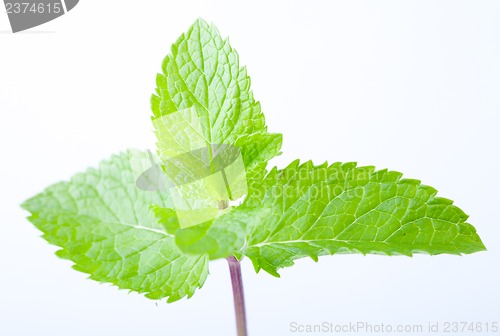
[1,1,499,335]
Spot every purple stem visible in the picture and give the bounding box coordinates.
[227,256,248,336]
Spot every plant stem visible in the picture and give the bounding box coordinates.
[227,256,248,336]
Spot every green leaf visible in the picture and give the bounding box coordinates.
[21,153,209,302]
[151,18,282,172]
[171,160,485,276]
[21,19,486,306]
[173,206,271,260]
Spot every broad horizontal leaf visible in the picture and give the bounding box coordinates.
[241,161,486,276]
[22,153,209,302]
[171,160,485,276]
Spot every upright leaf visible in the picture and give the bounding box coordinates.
[152,18,282,172]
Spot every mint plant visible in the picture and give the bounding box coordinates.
[22,19,486,336]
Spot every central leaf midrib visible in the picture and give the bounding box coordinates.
[38,207,171,237]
